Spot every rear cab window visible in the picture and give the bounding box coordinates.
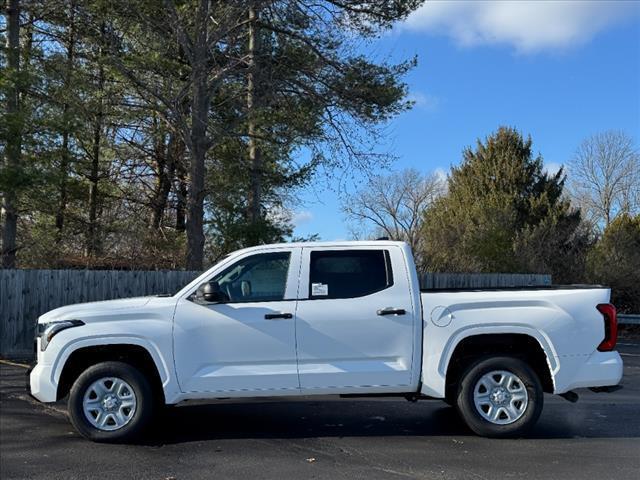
[308,249,393,299]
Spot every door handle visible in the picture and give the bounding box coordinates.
[377,308,406,316]
[264,312,293,320]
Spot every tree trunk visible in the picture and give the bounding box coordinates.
[56,123,70,233]
[56,1,76,236]
[86,59,105,258]
[175,148,187,232]
[150,117,172,230]
[1,0,21,268]
[184,0,210,270]
[185,137,205,270]
[246,3,262,233]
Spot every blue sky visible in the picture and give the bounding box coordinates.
[292,0,640,241]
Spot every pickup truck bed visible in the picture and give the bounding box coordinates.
[419,286,621,398]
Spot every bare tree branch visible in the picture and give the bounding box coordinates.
[342,168,445,268]
[568,131,640,231]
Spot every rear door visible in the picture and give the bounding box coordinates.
[295,245,417,393]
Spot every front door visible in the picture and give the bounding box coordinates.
[173,248,301,394]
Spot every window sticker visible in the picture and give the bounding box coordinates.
[311,283,329,296]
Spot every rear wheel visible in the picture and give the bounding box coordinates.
[68,361,154,442]
[455,356,543,437]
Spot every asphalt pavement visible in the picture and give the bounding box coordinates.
[1,343,639,480]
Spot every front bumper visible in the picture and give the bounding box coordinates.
[28,362,58,403]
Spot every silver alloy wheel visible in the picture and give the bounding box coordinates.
[473,370,528,425]
[82,377,137,431]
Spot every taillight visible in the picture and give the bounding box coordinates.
[596,303,618,352]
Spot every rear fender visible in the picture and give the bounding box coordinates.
[421,325,557,398]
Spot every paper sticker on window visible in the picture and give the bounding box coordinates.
[312,283,328,296]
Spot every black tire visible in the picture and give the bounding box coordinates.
[455,356,543,438]
[68,361,154,442]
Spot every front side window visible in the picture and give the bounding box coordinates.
[309,250,393,299]
[209,252,291,303]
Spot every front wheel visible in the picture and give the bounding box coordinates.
[455,356,543,438]
[68,361,154,442]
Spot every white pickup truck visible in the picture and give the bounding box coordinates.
[28,241,623,442]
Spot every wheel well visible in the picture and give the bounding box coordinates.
[57,344,165,404]
[444,334,554,399]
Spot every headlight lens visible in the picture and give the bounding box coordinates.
[39,320,84,351]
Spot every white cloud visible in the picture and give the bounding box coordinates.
[404,1,639,53]
[408,91,440,111]
[291,210,313,226]
[267,207,313,227]
[544,162,563,176]
[434,167,448,183]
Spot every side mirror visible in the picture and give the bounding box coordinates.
[198,281,224,303]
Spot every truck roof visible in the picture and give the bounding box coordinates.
[236,239,408,252]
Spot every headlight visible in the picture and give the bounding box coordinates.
[39,320,84,351]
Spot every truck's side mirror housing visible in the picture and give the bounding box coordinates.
[198,281,224,303]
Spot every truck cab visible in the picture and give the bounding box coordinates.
[173,242,421,396]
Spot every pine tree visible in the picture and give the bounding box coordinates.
[422,127,587,281]
[2,0,424,269]
[587,214,640,313]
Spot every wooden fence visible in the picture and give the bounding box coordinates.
[0,269,200,359]
[421,272,551,289]
[0,269,551,359]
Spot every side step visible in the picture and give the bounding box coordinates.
[339,393,435,402]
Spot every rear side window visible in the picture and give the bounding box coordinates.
[309,250,393,299]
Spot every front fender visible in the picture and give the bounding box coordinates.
[51,335,172,388]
